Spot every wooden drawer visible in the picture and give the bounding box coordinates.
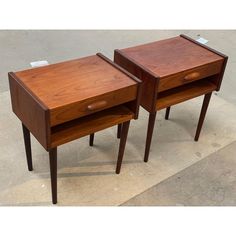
[158,60,223,92]
[50,84,138,126]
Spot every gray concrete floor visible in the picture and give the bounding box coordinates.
[122,141,236,206]
[0,30,236,206]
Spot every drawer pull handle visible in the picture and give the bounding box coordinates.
[87,100,108,111]
[183,72,200,81]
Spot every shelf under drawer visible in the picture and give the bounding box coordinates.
[50,105,134,147]
[156,80,217,110]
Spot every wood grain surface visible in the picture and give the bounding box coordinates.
[120,36,224,78]
[51,105,134,147]
[156,80,217,110]
[158,60,223,92]
[13,54,138,126]
[115,35,226,113]
[8,72,50,149]
[15,55,137,109]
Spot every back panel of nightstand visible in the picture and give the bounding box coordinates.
[8,73,50,150]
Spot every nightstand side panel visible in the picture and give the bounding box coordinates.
[8,73,50,150]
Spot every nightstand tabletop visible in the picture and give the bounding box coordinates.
[14,54,136,109]
[120,36,224,78]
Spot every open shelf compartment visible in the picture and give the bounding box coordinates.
[50,105,134,148]
[156,80,217,110]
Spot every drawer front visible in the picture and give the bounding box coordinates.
[50,85,137,126]
[158,60,223,92]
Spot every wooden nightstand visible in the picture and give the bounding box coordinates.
[8,53,141,204]
[114,34,228,162]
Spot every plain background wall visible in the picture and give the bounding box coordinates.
[0,30,235,104]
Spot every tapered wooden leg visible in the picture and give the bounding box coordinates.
[22,123,33,171]
[165,107,171,120]
[89,133,94,146]
[144,112,157,163]
[117,124,122,139]
[194,92,212,142]
[49,148,57,204]
[116,121,130,174]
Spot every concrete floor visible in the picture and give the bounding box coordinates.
[123,141,236,206]
[0,30,236,206]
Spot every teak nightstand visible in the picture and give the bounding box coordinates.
[114,34,228,162]
[8,53,141,204]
